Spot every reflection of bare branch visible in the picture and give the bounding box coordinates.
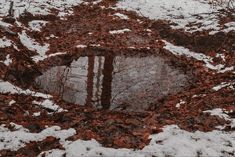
[111,79,150,103]
[8,1,14,17]
[58,67,70,97]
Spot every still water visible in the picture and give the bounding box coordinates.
[36,55,191,111]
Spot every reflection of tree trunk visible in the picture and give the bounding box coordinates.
[101,55,114,109]
[85,56,95,106]
[95,57,102,105]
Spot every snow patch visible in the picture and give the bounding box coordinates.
[116,0,234,33]
[204,108,230,120]
[0,36,12,48]
[163,40,234,73]
[204,108,235,129]
[76,44,87,48]
[0,80,52,99]
[0,54,12,66]
[109,29,131,34]
[175,100,186,108]
[32,99,65,113]
[40,125,235,157]
[0,123,75,151]
[28,20,48,32]
[33,112,41,117]
[8,100,16,106]
[32,52,67,63]
[212,82,235,91]
[0,0,83,18]
[19,31,49,57]
[114,13,129,20]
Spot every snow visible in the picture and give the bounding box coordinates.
[46,34,58,40]
[116,0,235,33]
[40,125,235,157]
[0,54,12,66]
[0,0,83,18]
[8,100,16,106]
[32,99,65,113]
[0,36,12,48]
[223,22,235,33]
[18,30,63,62]
[212,82,235,91]
[204,108,235,129]
[90,44,101,47]
[76,45,88,48]
[92,0,103,5]
[175,100,186,108]
[216,53,226,61]
[28,20,48,32]
[204,108,230,120]
[0,80,65,112]
[33,112,41,117]
[19,31,49,57]
[0,20,12,28]
[0,80,52,99]
[109,29,131,34]
[163,40,234,73]
[114,13,129,20]
[0,123,76,151]
[32,52,67,63]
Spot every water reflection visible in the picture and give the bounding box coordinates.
[36,55,190,111]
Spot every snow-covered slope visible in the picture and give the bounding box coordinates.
[116,0,235,33]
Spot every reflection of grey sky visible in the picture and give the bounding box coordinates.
[36,55,190,111]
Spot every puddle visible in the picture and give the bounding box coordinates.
[36,54,192,111]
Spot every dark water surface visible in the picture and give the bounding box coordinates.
[36,54,191,111]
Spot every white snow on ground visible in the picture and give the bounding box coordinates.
[109,29,131,34]
[76,44,88,48]
[0,123,76,151]
[116,0,235,33]
[204,108,230,120]
[90,44,101,47]
[39,125,235,157]
[114,13,129,20]
[1,122,233,157]
[163,40,234,73]
[33,112,41,117]
[19,31,49,56]
[0,54,12,66]
[32,52,67,63]
[175,100,186,108]
[18,31,64,62]
[0,20,12,28]
[0,80,66,112]
[0,36,12,48]
[32,99,64,113]
[222,22,235,33]
[28,20,48,32]
[0,0,83,18]
[92,0,103,5]
[8,100,16,106]
[0,80,51,99]
[212,82,235,91]
[204,108,235,129]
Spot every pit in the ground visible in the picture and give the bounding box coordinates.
[36,54,192,111]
